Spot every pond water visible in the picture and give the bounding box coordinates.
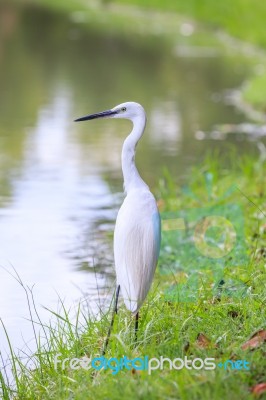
[0,4,264,358]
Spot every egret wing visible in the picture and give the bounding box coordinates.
[114,190,161,313]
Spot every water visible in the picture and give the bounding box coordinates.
[0,4,264,358]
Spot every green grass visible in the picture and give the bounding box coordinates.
[114,0,266,47]
[112,0,266,111]
[1,155,265,399]
[243,72,266,112]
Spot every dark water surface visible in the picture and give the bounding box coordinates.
[0,4,263,356]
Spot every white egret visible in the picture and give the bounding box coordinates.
[74,102,161,351]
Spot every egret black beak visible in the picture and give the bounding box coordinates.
[74,109,117,122]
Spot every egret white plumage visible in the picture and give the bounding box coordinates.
[75,102,161,351]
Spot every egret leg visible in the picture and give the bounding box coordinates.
[102,285,120,355]
[134,312,139,343]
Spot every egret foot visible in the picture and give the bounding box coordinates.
[102,285,120,355]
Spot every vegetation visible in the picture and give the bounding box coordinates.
[10,0,266,111]
[1,1,266,398]
[114,0,266,111]
[1,156,265,399]
[114,0,266,47]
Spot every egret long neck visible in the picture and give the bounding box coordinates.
[122,115,148,193]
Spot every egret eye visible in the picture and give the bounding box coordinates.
[121,107,127,112]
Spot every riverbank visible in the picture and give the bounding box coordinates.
[1,2,266,398]
[115,0,266,112]
[9,0,266,113]
[1,156,265,399]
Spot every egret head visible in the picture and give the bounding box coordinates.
[74,102,146,122]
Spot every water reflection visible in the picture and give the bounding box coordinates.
[0,3,264,355]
